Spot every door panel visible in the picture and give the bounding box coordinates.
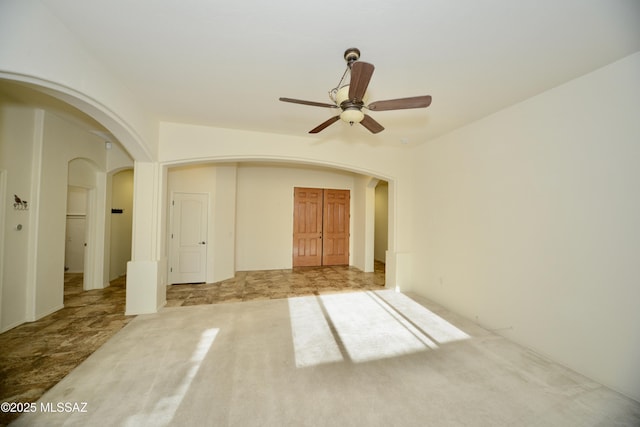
[170,193,208,284]
[292,188,324,267]
[65,216,86,273]
[323,189,350,265]
[292,187,350,267]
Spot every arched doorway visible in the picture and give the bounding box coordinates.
[164,161,393,285]
[0,75,139,324]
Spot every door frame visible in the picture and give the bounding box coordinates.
[292,187,350,267]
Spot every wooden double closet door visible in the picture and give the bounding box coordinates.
[293,187,350,267]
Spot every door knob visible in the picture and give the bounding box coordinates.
[200,241,206,245]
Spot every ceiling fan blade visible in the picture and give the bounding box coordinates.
[368,95,432,111]
[360,114,384,134]
[348,61,375,103]
[309,116,340,133]
[279,97,338,108]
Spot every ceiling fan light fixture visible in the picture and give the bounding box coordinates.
[335,84,368,105]
[340,107,364,125]
[335,85,350,105]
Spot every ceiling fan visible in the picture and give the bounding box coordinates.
[279,48,432,134]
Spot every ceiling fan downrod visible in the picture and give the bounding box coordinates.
[329,48,362,103]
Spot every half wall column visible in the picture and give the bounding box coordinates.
[126,161,167,314]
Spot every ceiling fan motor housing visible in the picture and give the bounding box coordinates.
[344,47,361,64]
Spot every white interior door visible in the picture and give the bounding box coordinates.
[65,216,86,273]
[170,192,208,284]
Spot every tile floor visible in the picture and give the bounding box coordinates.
[0,274,132,426]
[0,264,384,426]
[166,263,386,307]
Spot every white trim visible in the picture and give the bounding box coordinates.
[1,319,24,334]
[0,71,153,162]
[25,109,45,321]
[35,304,64,321]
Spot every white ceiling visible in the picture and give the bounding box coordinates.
[31,1,640,146]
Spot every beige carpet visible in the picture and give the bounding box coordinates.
[11,290,640,426]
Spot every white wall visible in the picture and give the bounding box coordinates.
[158,123,413,289]
[66,186,88,214]
[350,175,378,272]
[0,97,109,330]
[104,148,134,285]
[211,164,237,281]
[375,182,389,262]
[35,113,107,316]
[167,164,237,284]
[166,162,374,277]
[411,53,640,401]
[109,169,133,279]
[235,163,358,271]
[0,0,157,161]
[0,101,36,331]
[68,158,99,188]
[127,162,167,314]
[107,142,135,173]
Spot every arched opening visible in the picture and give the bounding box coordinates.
[0,73,153,162]
[163,160,394,294]
[0,77,136,329]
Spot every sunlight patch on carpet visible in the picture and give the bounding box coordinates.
[288,296,343,368]
[289,291,470,367]
[125,328,218,426]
